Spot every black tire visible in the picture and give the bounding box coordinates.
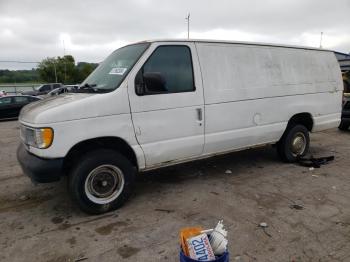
[277,124,310,163]
[338,121,349,131]
[68,149,136,214]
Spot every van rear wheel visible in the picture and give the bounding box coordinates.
[277,124,310,162]
[68,149,136,214]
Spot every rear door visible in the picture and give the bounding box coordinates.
[128,42,204,167]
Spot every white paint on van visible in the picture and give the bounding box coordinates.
[195,42,342,154]
[127,42,205,166]
[19,39,343,171]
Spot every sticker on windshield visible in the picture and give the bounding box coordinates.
[109,67,127,75]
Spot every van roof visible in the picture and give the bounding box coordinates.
[137,39,332,52]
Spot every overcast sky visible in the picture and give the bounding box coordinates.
[1,0,350,70]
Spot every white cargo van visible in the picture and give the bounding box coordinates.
[17,40,343,214]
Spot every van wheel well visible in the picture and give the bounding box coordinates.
[63,137,138,175]
[287,113,313,131]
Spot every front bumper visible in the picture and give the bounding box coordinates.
[17,143,64,183]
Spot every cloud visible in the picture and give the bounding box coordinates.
[0,0,349,69]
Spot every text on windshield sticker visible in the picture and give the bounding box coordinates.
[109,67,127,75]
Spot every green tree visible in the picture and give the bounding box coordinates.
[0,69,40,84]
[38,57,59,83]
[76,62,98,83]
[37,55,97,84]
[37,55,77,84]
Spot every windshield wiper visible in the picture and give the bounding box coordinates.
[74,84,112,94]
[76,83,98,93]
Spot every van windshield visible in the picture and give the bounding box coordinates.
[79,43,150,93]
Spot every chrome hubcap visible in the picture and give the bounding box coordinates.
[291,132,306,157]
[84,164,125,204]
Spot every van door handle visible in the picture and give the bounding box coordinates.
[196,108,203,121]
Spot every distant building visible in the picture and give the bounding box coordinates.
[334,51,350,72]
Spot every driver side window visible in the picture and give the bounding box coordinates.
[135,45,195,95]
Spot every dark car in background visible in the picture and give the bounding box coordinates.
[21,83,64,96]
[0,95,41,120]
[339,94,350,130]
[39,85,79,99]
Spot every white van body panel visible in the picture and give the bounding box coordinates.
[20,86,131,124]
[20,93,93,124]
[19,85,146,168]
[195,42,342,154]
[196,44,341,103]
[18,39,343,173]
[127,42,205,167]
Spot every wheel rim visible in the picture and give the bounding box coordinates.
[290,132,306,157]
[84,164,125,204]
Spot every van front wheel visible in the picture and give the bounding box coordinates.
[68,149,136,214]
[277,124,310,162]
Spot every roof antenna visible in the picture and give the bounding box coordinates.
[319,32,323,48]
[185,13,190,39]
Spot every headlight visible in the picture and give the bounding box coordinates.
[20,126,54,149]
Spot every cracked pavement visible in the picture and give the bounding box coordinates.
[0,120,350,261]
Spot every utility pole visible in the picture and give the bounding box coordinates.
[185,13,190,39]
[53,61,58,83]
[319,32,323,48]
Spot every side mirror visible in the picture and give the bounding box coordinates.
[135,70,145,96]
[143,72,167,93]
[135,83,145,96]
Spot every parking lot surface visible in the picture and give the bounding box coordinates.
[0,120,349,262]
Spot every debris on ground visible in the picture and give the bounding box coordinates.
[289,204,304,210]
[209,220,228,256]
[298,155,335,168]
[225,169,232,174]
[180,221,228,261]
[234,255,243,262]
[259,222,268,228]
[187,233,216,261]
[19,195,29,201]
[154,208,175,213]
[258,222,272,238]
[74,257,88,262]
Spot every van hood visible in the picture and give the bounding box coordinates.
[20,93,95,124]
[19,84,130,125]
